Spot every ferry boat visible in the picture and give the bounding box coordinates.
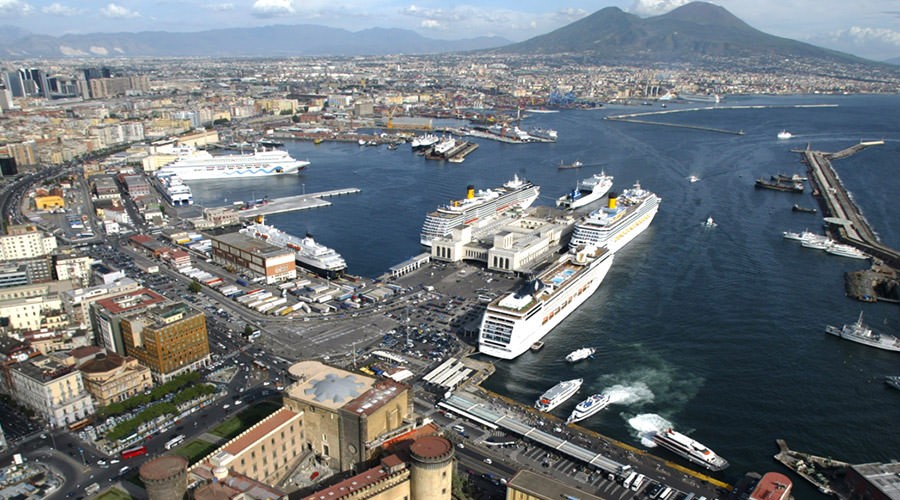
[556,171,614,210]
[568,181,661,254]
[156,173,193,206]
[240,218,347,278]
[535,378,583,412]
[420,175,540,246]
[825,311,900,352]
[156,147,309,180]
[479,246,614,359]
[565,347,595,363]
[825,242,868,260]
[566,393,611,424]
[651,428,729,471]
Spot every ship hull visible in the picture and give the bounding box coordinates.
[570,198,659,254]
[479,251,614,360]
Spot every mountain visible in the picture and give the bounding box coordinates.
[493,2,872,66]
[0,25,510,59]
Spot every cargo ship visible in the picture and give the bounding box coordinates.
[156,147,309,180]
[240,218,347,278]
[568,181,661,254]
[651,428,729,471]
[755,178,804,193]
[420,175,539,246]
[479,246,614,359]
[535,378,583,412]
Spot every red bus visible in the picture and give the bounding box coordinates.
[121,446,147,459]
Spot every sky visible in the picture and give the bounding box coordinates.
[1,0,899,61]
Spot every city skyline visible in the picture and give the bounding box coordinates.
[1,0,899,62]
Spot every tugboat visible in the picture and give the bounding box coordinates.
[792,204,817,214]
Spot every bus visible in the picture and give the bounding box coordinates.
[165,434,186,450]
[121,446,147,459]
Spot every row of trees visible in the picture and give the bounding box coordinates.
[105,383,217,442]
[98,371,202,419]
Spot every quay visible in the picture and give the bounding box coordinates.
[232,188,361,218]
[773,439,850,498]
[604,115,744,135]
[798,142,900,270]
[440,389,729,498]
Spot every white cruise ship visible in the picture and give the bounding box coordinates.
[479,246,614,359]
[567,393,611,424]
[556,171,614,210]
[156,147,309,180]
[651,428,729,471]
[420,175,540,246]
[569,181,661,254]
[535,378,583,412]
[240,219,346,278]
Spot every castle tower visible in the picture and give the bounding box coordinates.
[139,454,188,500]
[409,435,454,500]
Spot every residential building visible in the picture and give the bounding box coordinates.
[54,255,94,287]
[60,277,140,329]
[0,280,75,331]
[9,354,95,429]
[0,224,58,260]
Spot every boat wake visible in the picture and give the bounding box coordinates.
[627,413,673,447]
[603,382,655,405]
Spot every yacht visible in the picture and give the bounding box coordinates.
[825,242,868,260]
[565,347,596,363]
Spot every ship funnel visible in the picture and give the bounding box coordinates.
[466,185,475,199]
[607,192,618,210]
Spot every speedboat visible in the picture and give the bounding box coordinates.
[777,130,792,140]
[703,217,717,228]
[565,347,595,363]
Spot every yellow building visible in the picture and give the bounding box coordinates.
[191,407,305,486]
[79,351,152,407]
[283,361,410,472]
[35,195,65,210]
[120,302,211,383]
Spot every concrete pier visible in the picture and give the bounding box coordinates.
[798,142,900,268]
[235,188,361,218]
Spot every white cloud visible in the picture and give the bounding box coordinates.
[100,3,139,18]
[420,19,443,30]
[42,2,80,16]
[89,46,109,55]
[836,26,900,47]
[0,0,33,16]
[252,0,294,18]
[629,0,691,16]
[206,2,234,11]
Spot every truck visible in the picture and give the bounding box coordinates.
[236,278,249,287]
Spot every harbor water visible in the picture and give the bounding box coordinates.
[189,95,900,492]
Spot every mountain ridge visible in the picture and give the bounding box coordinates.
[0,24,511,59]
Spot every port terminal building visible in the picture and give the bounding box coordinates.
[209,232,296,285]
[430,208,572,274]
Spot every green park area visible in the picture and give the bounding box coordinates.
[210,401,281,440]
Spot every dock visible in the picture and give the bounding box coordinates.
[773,439,849,498]
[233,188,361,218]
[604,115,745,135]
[798,142,900,270]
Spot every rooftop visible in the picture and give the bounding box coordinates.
[220,407,300,459]
[286,361,375,411]
[851,462,900,499]
[139,454,188,482]
[302,456,407,500]
[342,379,407,416]
[94,288,167,315]
[214,232,294,259]
[506,469,604,500]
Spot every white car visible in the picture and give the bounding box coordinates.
[483,458,492,465]
[223,404,231,409]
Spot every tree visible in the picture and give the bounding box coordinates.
[189,279,202,294]
[291,115,301,123]
[243,324,255,338]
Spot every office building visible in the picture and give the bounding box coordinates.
[120,302,210,383]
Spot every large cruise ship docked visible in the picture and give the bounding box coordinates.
[156,147,309,180]
[479,246,614,359]
[651,428,729,471]
[420,175,540,246]
[569,181,661,254]
[556,171,614,210]
[240,219,347,278]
